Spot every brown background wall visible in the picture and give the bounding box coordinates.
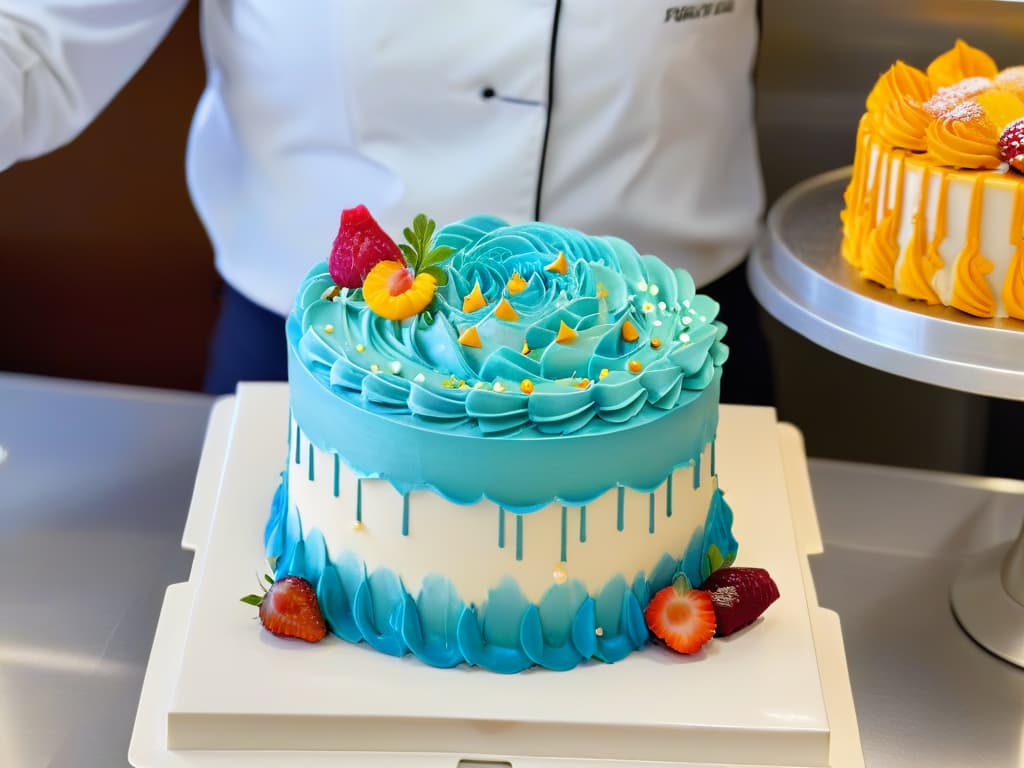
[0,4,217,392]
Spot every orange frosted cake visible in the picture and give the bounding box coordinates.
[841,40,1024,319]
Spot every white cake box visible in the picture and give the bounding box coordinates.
[129,384,863,767]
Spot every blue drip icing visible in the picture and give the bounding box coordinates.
[648,493,655,534]
[294,424,301,464]
[711,440,716,476]
[498,507,505,548]
[402,494,410,536]
[356,478,362,522]
[693,453,701,489]
[308,443,314,481]
[617,487,625,531]
[333,454,340,497]
[515,515,523,561]
[267,477,737,672]
[666,474,673,518]
[560,507,568,562]
[579,506,587,543]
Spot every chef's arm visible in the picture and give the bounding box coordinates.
[0,0,188,172]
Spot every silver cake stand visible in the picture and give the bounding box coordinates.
[749,167,1024,668]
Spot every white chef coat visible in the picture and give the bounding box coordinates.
[0,1,763,316]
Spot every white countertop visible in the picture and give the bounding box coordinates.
[1,373,1021,768]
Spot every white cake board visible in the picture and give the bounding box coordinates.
[129,384,863,767]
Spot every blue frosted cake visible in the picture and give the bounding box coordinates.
[261,208,740,671]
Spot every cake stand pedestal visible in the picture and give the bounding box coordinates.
[748,167,1024,667]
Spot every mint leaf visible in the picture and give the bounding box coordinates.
[398,243,417,266]
[264,574,274,584]
[240,594,263,606]
[421,245,454,269]
[423,265,448,286]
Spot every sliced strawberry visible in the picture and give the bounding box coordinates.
[701,567,780,637]
[256,575,327,643]
[998,117,1024,173]
[329,205,405,288]
[644,582,716,654]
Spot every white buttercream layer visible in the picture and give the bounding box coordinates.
[287,418,717,605]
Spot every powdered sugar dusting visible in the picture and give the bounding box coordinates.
[924,76,994,117]
[943,99,985,124]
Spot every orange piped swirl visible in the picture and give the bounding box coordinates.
[927,40,998,89]
[925,99,1001,169]
[866,62,933,151]
[949,176,997,317]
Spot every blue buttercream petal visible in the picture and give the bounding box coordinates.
[317,561,362,643]
[480,577,529,648]
[279,539,307,582]
[648,552,680,595]
[263,478,288,561]
[570,598,597,659]
[649,376,684,410]
[303,528,328,582]
[361,371,412,408]
[456,605,532,674]
[537,580,589,647]
[623,591,650,650]
[520,605,584,671]
[701,488,738,582]
[352,569,408,657]
[400,592,463,668]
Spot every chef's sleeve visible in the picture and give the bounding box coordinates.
[0,0,188,171]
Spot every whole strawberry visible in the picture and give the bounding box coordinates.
[700,567,780,637]
[998,117,1024,173]
[242,575,327,643]
[329,205,405,288]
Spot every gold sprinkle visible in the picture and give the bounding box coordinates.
[521,340,531,355]
[642,302,654,313]
[442,379,453,389]
[370,364,380,373]
[599,368,610,380]
[323,324,334,334]
[355,344,365,353]
[544,251,569,275]
[351,520,364,531]
[462,282,487,313]
[458,326,483,348]
[595,627,604,637]
[650,337,661,349]
[621,320,640,343]
[494,297,519,322]
[321,285,341,301]
[575,378,590,389]
[552,565,568,584]
[474,381,485,389]
[507,272,528,294]
[596,283,608,299]
[554,320,577,344]
[628,360,643,373]
[520,379,534,395]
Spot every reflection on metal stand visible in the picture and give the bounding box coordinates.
[748,168,1024,667]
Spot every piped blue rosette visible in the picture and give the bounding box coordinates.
[287,216,728,512]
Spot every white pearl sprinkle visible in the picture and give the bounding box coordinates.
[658,301,667,311]
[700,316,707,322]
[679,333,691,343]
[649,284,659,296]
[493,382,506,393]
[323,324,334,334]
[653,320,663,327]
[690,308,698,315]
[413,373,426,383]
[683,299,691,308]
[390,361,402,375]
[682,316,692,325]
[474,381,485,389]
[637,279,648,291]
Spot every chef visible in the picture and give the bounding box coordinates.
[0,1,769,401]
